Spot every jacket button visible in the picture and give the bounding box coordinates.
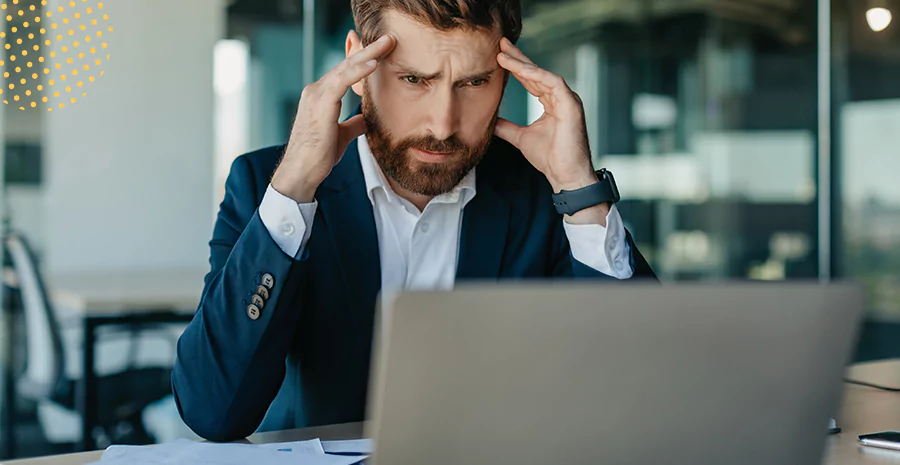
[247,304,261,321]
[256,285,269,300]
[251,294,265,309]
[261,273,275,289]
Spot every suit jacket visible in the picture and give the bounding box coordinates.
[172,135,657,442]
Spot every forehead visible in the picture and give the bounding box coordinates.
[381,10,501,68]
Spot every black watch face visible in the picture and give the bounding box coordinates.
[600,169,620,203]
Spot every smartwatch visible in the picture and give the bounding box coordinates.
[551,168,620,216]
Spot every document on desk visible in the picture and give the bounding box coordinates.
[322,439,375,455]
[93,439,366,465]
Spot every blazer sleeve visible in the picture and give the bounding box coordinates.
[172,155,310,442]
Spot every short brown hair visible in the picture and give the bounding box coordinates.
[351,0,522,46]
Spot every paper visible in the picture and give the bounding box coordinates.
[257,439,326,454]
[93,439,364,465]
[322,439,375,455]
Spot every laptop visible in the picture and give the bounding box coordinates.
[365,282,863,465]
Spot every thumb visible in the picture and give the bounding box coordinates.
[337,114,368,150]
[494,117,525,149]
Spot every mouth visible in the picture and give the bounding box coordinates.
[411,147,456,163]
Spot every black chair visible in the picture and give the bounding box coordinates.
[4,232,173,448]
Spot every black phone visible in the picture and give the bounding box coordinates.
[858,431,900,451]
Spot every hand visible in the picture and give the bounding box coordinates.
[494,38,608,225]
[494,38,597,194]
[271,34,397,203]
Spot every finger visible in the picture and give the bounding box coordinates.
[347,34,397,64]
[498,53,580,115]
[320,35,397,98]
[494,117,525,149]
[499,37,535,65]
[497,53,555,96]
[497,52,545,94]
[499,52,569,94]
[337,114,367,150]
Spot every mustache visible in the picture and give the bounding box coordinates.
[393,135,470,155]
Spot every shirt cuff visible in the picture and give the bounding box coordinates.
[563,204,634,279]
[258,184,318,259]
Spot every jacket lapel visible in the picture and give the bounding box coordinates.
[456,173,511,280]
[316,138,382,350]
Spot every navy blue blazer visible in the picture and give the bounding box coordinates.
[172,135,656,442]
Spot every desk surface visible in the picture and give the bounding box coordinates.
[8,361,900,465]
[48,268,207,315]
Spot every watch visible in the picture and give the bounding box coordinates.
[551,168,620,215]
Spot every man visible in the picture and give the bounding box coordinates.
[173,0,656,442]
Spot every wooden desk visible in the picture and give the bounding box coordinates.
[8,361,900,465]
[2,423,364,465]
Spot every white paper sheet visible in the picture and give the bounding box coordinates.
[322,439,375,455]
[94,439,363,465]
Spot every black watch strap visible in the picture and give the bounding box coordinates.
[551,169,620,215]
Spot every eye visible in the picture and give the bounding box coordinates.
[402,75,421,84]
[468,78,488,87]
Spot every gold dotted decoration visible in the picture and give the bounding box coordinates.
[2,0,111,110]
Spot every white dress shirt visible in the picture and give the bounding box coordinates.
[258,135,634,297]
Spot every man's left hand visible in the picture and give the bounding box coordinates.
[494,38,608,224]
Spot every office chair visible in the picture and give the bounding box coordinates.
[4,232,173,448]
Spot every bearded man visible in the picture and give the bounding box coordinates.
[173,0,656,442]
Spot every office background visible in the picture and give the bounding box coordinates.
[0,0,899,459]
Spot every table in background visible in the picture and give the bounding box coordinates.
[42,269,204,452]
[9,360,900,465]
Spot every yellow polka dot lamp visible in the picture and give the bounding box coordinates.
[1,0,111,111]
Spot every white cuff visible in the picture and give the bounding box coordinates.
[563,204,634,279]
[259,184,318,259]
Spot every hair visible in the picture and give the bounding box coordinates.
[350,0,522,46]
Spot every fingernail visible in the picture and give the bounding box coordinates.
[365,59,377,67]
[377,34,390,43]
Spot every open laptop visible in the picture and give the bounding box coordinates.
[365,282,863,465]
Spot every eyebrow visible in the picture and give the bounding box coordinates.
[389,61,500,84]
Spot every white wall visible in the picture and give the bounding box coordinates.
[43,0,225,273]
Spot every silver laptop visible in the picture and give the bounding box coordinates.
[365,282,863,465]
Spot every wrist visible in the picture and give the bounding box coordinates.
[549,168,599,193]
[271,175,318,204]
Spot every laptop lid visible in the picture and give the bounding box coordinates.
[366,282,863,465]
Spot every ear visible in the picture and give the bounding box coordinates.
[346,30,366,97]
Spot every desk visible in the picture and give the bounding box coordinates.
[49,269,206,452]
[2,268,206,454]
[8,360,900,465]
[2,423,364,465]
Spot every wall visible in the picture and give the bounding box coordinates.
[43,0,225,273]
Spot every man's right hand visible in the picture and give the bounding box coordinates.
[271,34,397,204]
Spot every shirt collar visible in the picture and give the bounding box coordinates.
[356,134,477,207]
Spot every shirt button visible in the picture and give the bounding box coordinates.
[609,237,618,250]
[420,222,430,233]
[615,259,625,272]
[281,221,295,236]
[251,294,265,309]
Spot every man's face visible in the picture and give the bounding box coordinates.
[351,11,506,196]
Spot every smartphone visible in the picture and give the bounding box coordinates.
[858,431,900,451]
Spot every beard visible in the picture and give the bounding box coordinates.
[361,87,499,197]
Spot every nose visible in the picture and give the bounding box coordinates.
[425,87,459,142]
